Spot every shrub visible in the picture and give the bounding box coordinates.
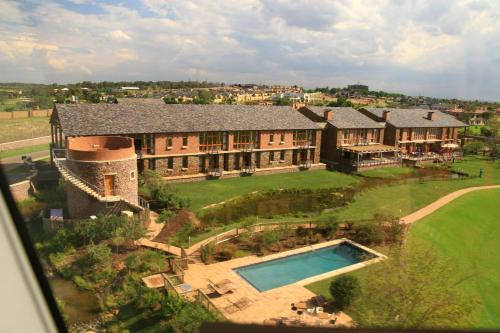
[351,222,384,246]
[84,242,112,267]
[329,275,360,311]
[201,242,215,264]
[315,215,339,239]
[73,275,93,290]
[157,209,174,224]
[215,243,238,261]
[383,219,406,244]
[262,230,279,250]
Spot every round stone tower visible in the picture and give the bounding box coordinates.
[65,136,138,219]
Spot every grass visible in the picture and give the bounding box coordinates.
[307,189,500,329]
[0,117,51,143]
[0,143,49,158]
[171,169,359,211]
[359,166,414,179]
[410,189,500,328]
[334,156,499,221]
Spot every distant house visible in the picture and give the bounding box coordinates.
[50,102,324,182]
[298,106,398,171]
[360,108,467,164]
[121,87,140,91]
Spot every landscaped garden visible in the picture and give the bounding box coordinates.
[161,155,498,247]
[21,184,219,333]
[306,188,500,329]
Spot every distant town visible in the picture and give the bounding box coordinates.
[1,81,499,127]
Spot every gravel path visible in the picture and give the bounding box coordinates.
[401,185,500,224]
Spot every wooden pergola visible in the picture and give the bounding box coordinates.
[338,144,400,166]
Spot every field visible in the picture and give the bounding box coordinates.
[0,143,49,159]
[0,117,51,143]
[306,189,500,329]
[171,169,359,211]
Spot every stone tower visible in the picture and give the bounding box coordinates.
[62,136,139,219]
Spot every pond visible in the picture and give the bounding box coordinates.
[49,276,100,326]
[199,187,356,225]
[198,167,465,225]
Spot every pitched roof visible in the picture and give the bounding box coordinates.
[54,102,320,136]
[304,107,385,129]
[362,108,467,128]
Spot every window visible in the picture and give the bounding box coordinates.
[130,171,135,180]
[280,150,285,161]
[293,130,311,146]
[413,128,426,140]
[428,128,440,139]
[269,133,274,144]
[166,137,173,149]
[182,156,188,169]
[342,130,350,145]
[280,133,285,143]
[167,157,173,170]
[233,131,258,149]
[182,135,188,147]
[370,129,379,143]
[269,151,274,163]
[200,132,227,151]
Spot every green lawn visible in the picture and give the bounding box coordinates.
[334,156,499,221]
[307,189,500,329]
[0,117,51,143]
[0,143,49,159]
[359,166,414,179]
[410,189,500,328]
[171,169,359,211]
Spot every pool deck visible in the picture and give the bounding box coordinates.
[184,238,386,327]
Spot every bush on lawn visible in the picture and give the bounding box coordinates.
[351,222,384,246]
[329,275,360,311]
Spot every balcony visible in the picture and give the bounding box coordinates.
[294,140,311,149]
[240,144,255,152]
[204,146,222,155]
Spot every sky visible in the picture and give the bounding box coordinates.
[0,0,499,101]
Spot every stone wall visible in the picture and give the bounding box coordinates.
[9,180,34,201]
[67,156,138,204]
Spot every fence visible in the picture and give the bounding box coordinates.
[161,272,224,318]
[0,109,52,119]
[197,220,317,252]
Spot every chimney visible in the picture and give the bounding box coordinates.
[382,110,390,121]
[427,111,435,121]
[324,109,333,121]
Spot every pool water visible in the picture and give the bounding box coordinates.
[234,242,373,292]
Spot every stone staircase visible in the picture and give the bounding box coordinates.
[52,153,144,212]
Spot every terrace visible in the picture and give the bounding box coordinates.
[182,238,385,327]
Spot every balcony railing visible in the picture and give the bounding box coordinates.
[294,140,311,149]
[351,157,401,167]
[204,146,222,154]
[239,144,255,152]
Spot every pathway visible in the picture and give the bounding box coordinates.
[135,211,184,256]
[401,185,500,224]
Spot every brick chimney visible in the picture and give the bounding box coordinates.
[382,110,390,121]
[324,109,333,121]
[427,111,436,121]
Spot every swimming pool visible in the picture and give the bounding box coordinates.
[234,242,374,292]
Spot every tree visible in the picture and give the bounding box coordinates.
[329,275,360,310]
[327,97,354,107]
[352,243,478,328]
[275,98,292,106]
[163,96,179,104]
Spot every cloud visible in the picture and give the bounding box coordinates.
[0,0,498,100]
